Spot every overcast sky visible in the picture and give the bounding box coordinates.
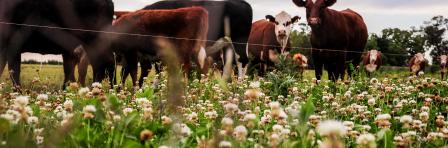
[23,0,448,62]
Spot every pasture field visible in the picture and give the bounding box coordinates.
[0,64,447,147]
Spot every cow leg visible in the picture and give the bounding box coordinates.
[7,54,21,87]
[312,52,323,80]
[62,54,76,88]
[139,58,151,87]
[0,49,6,79]
[77,55,89,86]
[121,53,138,87]
[235,40,250,80]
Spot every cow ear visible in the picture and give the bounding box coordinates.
[265,15,276,23]
[291,16,301,23]
[292,0,307,7]
[325,0,337,7]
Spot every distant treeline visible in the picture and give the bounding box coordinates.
[22,60,63,65]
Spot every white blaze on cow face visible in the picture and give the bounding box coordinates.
[312,0,317,4]
[369,50,378,65]
[411,53,426,73]
[266,11,300,54]
[198,46,207,69]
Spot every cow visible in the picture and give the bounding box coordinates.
[143,0,253,79]
[362,50,382,77]
[408,53,427,76]
[440,55,447,80]
[0,0,115,88]
[292,53,308,78]
[292,0,368,82]
[109,7,209,87]
[247,11,300,75]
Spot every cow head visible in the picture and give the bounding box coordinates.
[292,0,337,26]
[293,53,308,68]
[409,53,426,73]
[265,11,300,54]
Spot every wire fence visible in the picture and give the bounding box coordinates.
[0,21,415,57]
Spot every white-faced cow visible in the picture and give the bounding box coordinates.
[247,11,300,75]
[293,0,368,81]
[362,50,382,76]
[408,53,427,76]
[439,55,447,79]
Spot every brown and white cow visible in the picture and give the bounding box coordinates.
[439,55,447,80]
[362,50,382,76]
[247,11,300,75]
[109,7,209,86]
[292,53,308,78]
[408,53,427,76]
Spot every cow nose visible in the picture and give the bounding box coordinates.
[278,30,287,37]
[309,17,319,25]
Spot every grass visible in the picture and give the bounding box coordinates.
[0,63,446,147]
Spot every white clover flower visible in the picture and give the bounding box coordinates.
[317,120,347,137]
[15,96,29,106]
[122,108,133,116]
[27,116,39,125]
[233,125,248,141]
[221,117,234,127]
[224,103,238,113]
[37,94,48,101]
[91,82,102,88]
[249,81,260,88]
[272,124,283,133]
[399,115,413,124]
[36,135,44,144]
[83,105,97,113]
[218,141,232,148]
[78,87,90,96]
[173,123,191,137]
[63,100,73,110]
[204,111,218,119]
[370,78,378,84]
[356,133,376,147]
[368,98,376,106]
[269,102,281,110]
[243,113,257,121]
[376,114,391,120]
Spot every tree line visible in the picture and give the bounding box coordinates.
[290,15,448,67]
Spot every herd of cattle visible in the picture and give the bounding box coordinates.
[0,0,446,89]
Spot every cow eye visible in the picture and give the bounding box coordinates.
[275,22,279,25]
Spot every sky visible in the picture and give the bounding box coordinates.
[22,0,448,62]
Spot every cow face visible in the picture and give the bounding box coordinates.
[369,50,379,65]
[292,0,337,26]
[293,53,308,68]
[265,11,300,54]
[410,53,426,73]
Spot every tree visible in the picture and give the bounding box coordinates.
[422,15,448,60]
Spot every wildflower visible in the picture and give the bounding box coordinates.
[161,116,172,125]
[370,78,378,84]
[435,115,445,128]
[122,108,133,116]
[224,103,238,114]
[218,141,232,148]
[317,120,347,137]
[83,105,97,113]
[91,82,102,88]
[36,135,44,144]
[367,98,376,106]
[375,114,391,129]
[15,96,29,106]
[356,133,376,148]
[419,112,429,122]
[268,133,281,147]
[63,100,73,112]
[36,94,48,101]
[400,115,413,128]
[78,87,90,96]
[249,81,260,88]
[27,116,39,125]
[244,89,264,100]
[272,124,283,133]
[187,112,198,123]
[233,125,248,141]
[140,129,154,141]
[173,123,191,138]
[204,111,218,120]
